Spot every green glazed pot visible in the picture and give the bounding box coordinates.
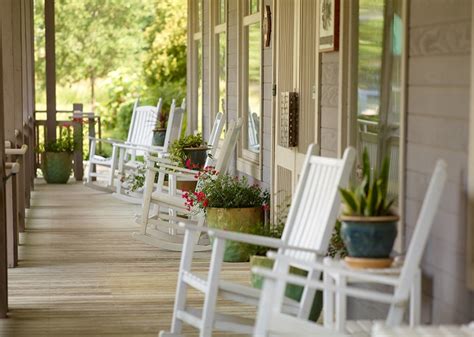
[249,255,323,322]
[41,152,73,184]
[152,128,167,146]
[340,215,399,258]
[206,207,263,262]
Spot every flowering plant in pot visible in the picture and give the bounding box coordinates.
[183,168,269,262]
[38,130,75,184]
[339,148,397,268]
[169,133,209,170]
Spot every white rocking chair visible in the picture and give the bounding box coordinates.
[252,160,447,337]
[133,118,241,252]
[158,145,356,337]
[86,97,163,190]
[112,101,186,203]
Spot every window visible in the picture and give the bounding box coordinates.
[354,0,404,203]
[239,0,262,174]
[211,0,227,139]
[191,0,203,133]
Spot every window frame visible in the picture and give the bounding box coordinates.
[188,0,204,134]
[237,0,263,179]
[209,0,228,140]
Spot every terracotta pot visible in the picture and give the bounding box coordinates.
[41,152,73,184]
[339,215,399,258]
[206,207,263,262]
[163,180,198,192]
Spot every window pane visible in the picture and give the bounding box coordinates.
[249,0,259,14]
[218,0,226,24]
[246,22,261,153]
[356,0,402,202]
[197,0,202,32]
[218,31,226,138]
[197,39,203,133]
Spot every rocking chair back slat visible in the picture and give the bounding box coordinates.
[126,99,140,143]
[128,104,160,154]
[208,112,225,155]
[213,118,242,172]
[156,97,163,114]
[390,160,447,317]
[282,147,356,263]
[203,112,225,168]
[163,103,185,152]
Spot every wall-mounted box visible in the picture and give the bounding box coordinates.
[279,92,299,148]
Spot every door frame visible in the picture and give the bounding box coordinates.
[467,0,474,290]
[271,0,320,214]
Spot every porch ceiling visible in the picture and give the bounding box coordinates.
[0,181,253,336]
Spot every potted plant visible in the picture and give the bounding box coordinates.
[169,134,209,170]
[152,110,168,146]
[339,148,398,268]
[183,168,269,262]
[39,131,75,184]
[121,166,146,195]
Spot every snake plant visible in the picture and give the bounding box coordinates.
[339,148,395,217]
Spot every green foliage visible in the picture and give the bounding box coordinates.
[123,166,146,192]
[184,169,270,212]
[339,148,394,217]
[39,130,75,153]
[34,0,187,145]
[327,221,348,258]
[143,0,187,88]
[169,134,207,167]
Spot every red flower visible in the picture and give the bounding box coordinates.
[203,199,209,207]
[196,191,206,202]
[185,159,192,169]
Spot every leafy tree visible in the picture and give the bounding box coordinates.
[53,0,152,111]
[141,0,187,113]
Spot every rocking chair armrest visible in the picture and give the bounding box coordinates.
[107,138,126,144]
[113,142,148,152]
[207,229,325,255]
[5,144,28,156]
[88,137,117,145]
[146,145,166,153]
[252,266,397,306]
[265,253,400,286]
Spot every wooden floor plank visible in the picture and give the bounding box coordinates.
[0,180,255,336]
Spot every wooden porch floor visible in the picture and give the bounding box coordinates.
[0,180,254,336]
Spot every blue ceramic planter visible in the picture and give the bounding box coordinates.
[340,216,398,258]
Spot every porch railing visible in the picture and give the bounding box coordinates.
[34,104,102,181]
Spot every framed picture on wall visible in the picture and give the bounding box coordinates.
[319,0,340,52]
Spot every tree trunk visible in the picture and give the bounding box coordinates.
[90,75,96,112]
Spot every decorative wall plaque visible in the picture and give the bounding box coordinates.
[279,92,299,148]
[319,0,340,52]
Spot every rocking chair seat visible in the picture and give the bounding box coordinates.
[151,193,186,210]
[91,155,113,166]
[124,160,143,170]
[218,280,300,315]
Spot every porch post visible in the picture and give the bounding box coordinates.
[0,20,9,318]
[45,0,56,142]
